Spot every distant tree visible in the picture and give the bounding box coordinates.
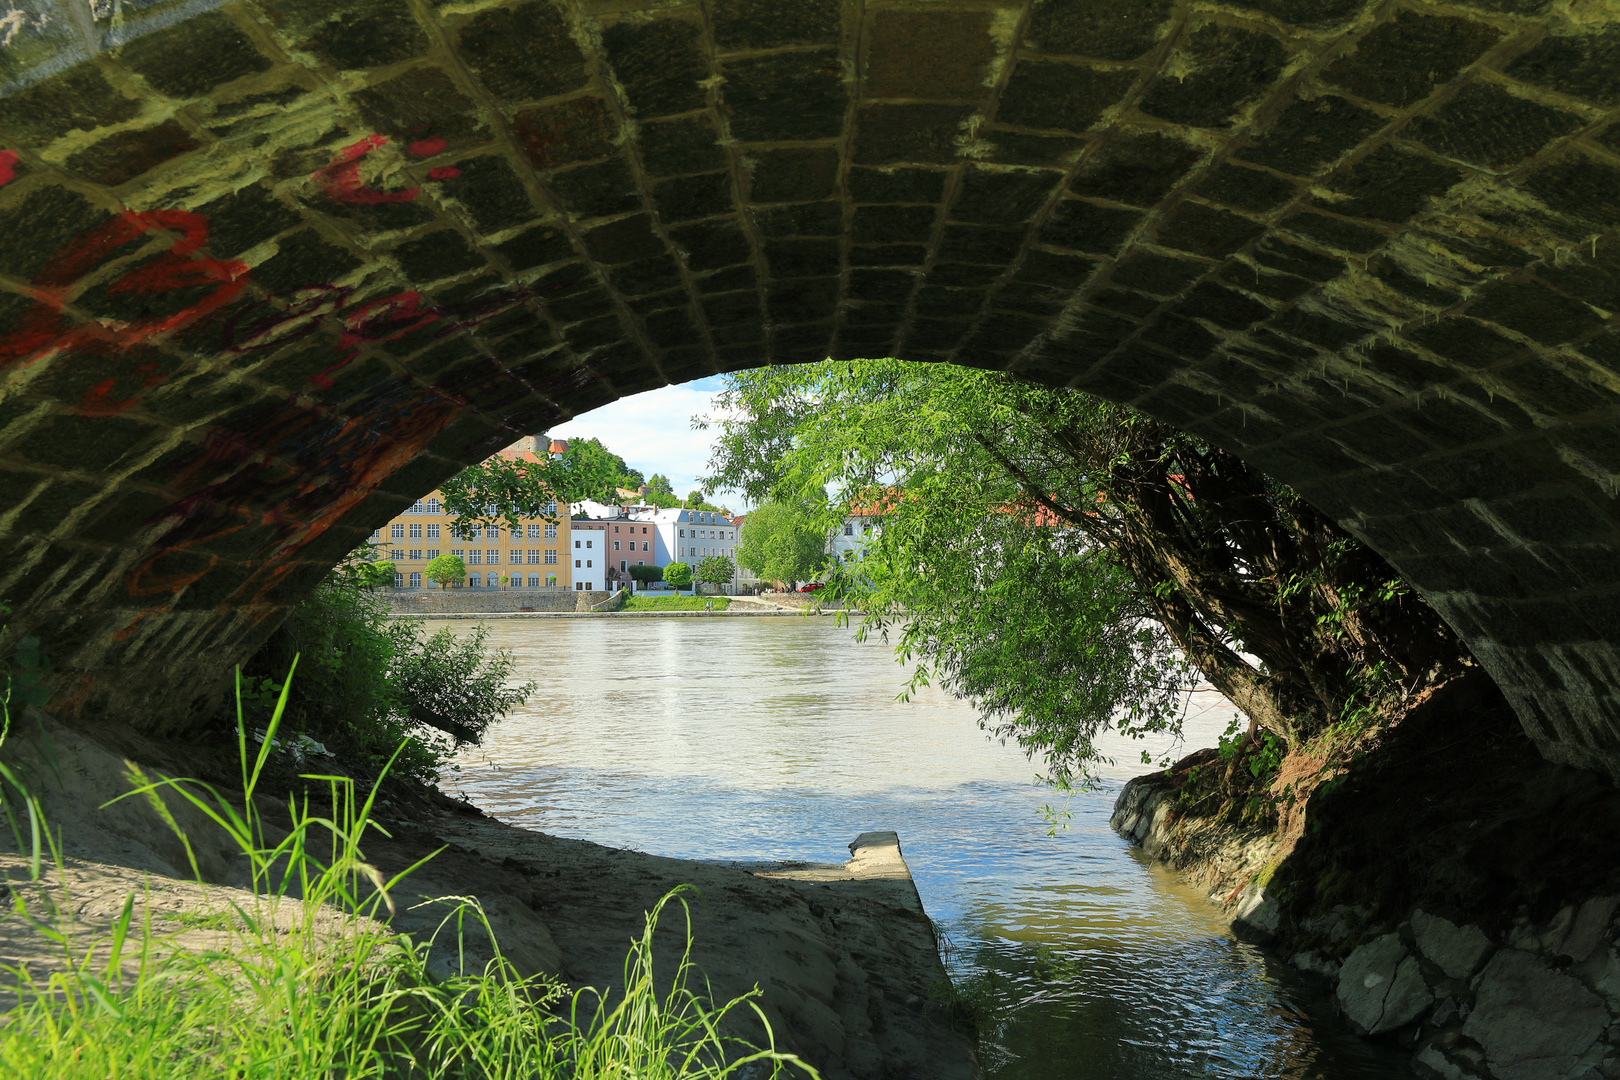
[362,560,396,589]
[646,473,675,497]
[424,553,465,589]
[441,439,617,536]
[629,564,664,584]
[734,501,826,587]
[663,561,693,590]
[695,555,736,594]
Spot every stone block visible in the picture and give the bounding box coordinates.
[653,173,734,223]
[1069,130,1203,207]
[914,287,983,317]
[515,98,619,172]
[1110,251,1210,297]
[493,225,574,272]
[116,12,272,99]
[252,230,363,294]
[1038,198,1141,255]
[65,121,197,187]
[1138,23,1287,129]
[693,265,755,294]
[393,230,484,283]
[1409,83,1584,172]
[1282,212,1385,254]
[1523,151,1620,230]
[849,168,946,206]
[755,201,843,238]
[711,0,840,51]
[951,167,1062,225]
[748,148,839,204]
[927,263,1001,289]
[1405,317,1524,368]
[724,51,847,142]
[996,59,1138,133]
[546,158,640,219]
[547,289,615,326]
[701,291,762,328]
[765,238,840,280]
[1198,163,1298,213]
[296,0,429,71]
[456,2,586,102]
[601,18,707,119]
[1323,10,1501,108]
[849,245,925,267]
[1319,145,1465,224]
[1239,94,1385,178]
[670,220,751,273]
[0,65,139,145]
[851,204,936,245]
[1506,26,1620,108]
[849,269,916,303]
[983,130,1088,168]
[606,256,682,297]
[1462,949,1607,1080]
[355,67,487,152]
[440,156,540,235]
[581,215,664,265]
[853,103,973,165]
[1227,0,1366,26]
[767,278,839,323]
[636,116,726,178]
[864,10,996,100]
[1023,0,1174,62]
[1155,203,1265,258]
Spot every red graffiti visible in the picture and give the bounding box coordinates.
[0,210,248,386]
[0,150,17,187]
[312,135,420,205]
[407,136,445,157]
[428,166,462,180]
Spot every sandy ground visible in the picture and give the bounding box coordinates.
[0,713,977,1079]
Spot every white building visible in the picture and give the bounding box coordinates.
[568,503,740,593]
[829,512,876,565]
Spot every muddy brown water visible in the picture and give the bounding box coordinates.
[446,616,1407,1078]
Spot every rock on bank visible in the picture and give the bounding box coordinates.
[0,714,977,1079]
[1111,710,1620,1080]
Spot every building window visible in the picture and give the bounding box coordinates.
[392,524,405,539]
[391,549,404,560]
[486,549,499,564]
[575,540,581,548]
[528,524,543,538]
[426,498,441,514]
[427,549,439,560]
[546,501,557,515]
[575,559,581,568]
[586,560,592,568]
[409,524,422,539]
[613,525,619,533]
[545,550,558,564]
[643,542,650,551]
[545,523,558,539]
[576,582,582,591]
[393,573,403,587]
[371,529,381,539]
[526,549,540,564]
[614,541,621,551]
[409,501,424,514]
[679,529,685,538]
[451,548,465,558]
[844,523,853,536]
[586,540,592,548]
[427,524,440,539]
[408,549,422,560]
[468,573,481,586]
[468,551,481,564]
[509,576,520,587]
[620,560,627,571]
[408,572,421,587]
[528,573,540,586]
[508,550,519,563]
[488,526,501,540]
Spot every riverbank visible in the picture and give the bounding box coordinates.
[1111,678,1620,1080]
[0,712,977,1078]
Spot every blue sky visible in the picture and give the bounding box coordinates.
[547,375,744,510]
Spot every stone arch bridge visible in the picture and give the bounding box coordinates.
[1,0,1618,779]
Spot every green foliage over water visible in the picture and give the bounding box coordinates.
[624,595,731,612]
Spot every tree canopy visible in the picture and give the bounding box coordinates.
[701,359,1469,785]
[663,561,693,589]
[694,555,736,593]
[423,553,465,589]
[732,501,828,588]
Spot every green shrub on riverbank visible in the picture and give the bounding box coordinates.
[0,680,814,1080]
[624,595,731,611]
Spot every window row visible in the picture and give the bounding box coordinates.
[386,549,561,564]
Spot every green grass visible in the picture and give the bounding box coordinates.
[623,596,731,612]
[0,664,815,1080]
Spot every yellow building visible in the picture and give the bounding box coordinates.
[369,438,573,589]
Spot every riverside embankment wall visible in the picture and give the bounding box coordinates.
[383,587,608,614]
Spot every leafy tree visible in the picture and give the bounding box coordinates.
[733,501,827,588]
[423,553,465,589]
[663,561,693,590]
[360,560,396,589]
[694,555,736,594]
[701,359,1472,785]
[440,445,612,537]
[629,564,664,584]
[646,473,675,497]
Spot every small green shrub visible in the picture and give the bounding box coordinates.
[663,561,693,589]
[623,596,731,612]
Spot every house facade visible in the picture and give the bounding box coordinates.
[370,436,573,589]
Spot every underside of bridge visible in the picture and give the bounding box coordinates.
[0,0,1618,777]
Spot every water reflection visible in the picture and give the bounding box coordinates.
[447,617,1404,1079]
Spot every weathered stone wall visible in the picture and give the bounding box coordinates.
[383,586,601,613]
[1,1,1619,777]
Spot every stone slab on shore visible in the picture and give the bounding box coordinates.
[0,715,976,1079]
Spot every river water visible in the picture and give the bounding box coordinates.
[447,616,1406,1079]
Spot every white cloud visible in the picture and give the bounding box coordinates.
[547,376,746,509]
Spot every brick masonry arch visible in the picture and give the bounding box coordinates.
[1,0,1619,776]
